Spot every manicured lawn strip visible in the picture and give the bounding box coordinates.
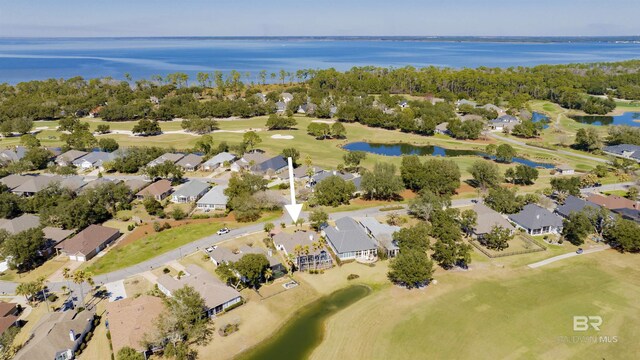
[0,256,69,282]
[85,222,224,275]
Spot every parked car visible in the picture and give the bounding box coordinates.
[217,228,230,235]
[576,248,584,254]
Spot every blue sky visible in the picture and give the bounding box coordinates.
[1,0,639,37]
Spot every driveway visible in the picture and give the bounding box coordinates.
[105,280,127,302]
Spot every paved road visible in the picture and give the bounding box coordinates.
[581,182,636,194]
[487,132,609,164]
[527,245,611,269]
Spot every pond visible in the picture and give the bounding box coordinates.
[531,112,550,129]
[343,142,555,169]
[569,112,640,127]
[236,285,371,360]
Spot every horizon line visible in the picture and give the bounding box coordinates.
[1,35,640,40]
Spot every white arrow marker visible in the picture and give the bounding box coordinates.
[284,157,303,223]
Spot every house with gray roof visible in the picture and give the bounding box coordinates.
[0,174,28,190]
[488,115,520,132]
[357,217,400,257]
[0,146,27,164]
[72,151,117,170]
[456,99,477,108]
[201,152,237,171]
[14,308,96,360]
[281,92,294,103]
[55,150,88,166]
[555,195,601,219]
[277,165,323,181]
[508,204,563,235]
[311,170,355,185]
[171,180,210,203]
[273,230,333,271]
[10,175,86,197]
[275,101,287,114]
[471,203,516,239]
[207,244,283,272]
[175,153,203,171]
[196,185,228,211]
[255,93,267,103]
[251,155,287,175]
[156,264,242,317]
[147,153,185,167]
[323,217,378,261]
[603,144,640,162]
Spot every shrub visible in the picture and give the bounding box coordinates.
[162,267,170,274]
[127,224,135,231]
[347,274,360,280]
[162,222,172,230]
[47,293,58,302]
[152,222,162,232]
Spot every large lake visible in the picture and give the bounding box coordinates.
[2,37,640,83]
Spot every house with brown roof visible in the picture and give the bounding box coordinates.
[14,309,95,360]
[0,302,20,337]
[106,295,165,354]
[586,194,639,211]
[156,264,242,317]
[136,179,173,201]
[56,224,121,262]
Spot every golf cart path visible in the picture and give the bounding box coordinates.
[527,245,611,269]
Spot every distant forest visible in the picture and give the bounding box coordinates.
[2,60,640,135]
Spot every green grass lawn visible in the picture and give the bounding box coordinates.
[311,251,640,360]
[0,255,70,282]
[85,222,224,275]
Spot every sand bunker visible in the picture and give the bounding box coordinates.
[271,134,294,140]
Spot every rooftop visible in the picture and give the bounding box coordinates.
[508,204,563,230]
[324,217,377,254]
[106,295,165,352]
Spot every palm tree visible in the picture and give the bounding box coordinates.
[264,268,273,284]
[15,283,31,304]
[72,270,94,306]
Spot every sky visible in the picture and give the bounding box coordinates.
[1,0,639,37]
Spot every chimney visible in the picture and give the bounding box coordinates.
[69,330,75,342]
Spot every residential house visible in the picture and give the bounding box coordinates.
[156,264,242,317]
[603,144,640,162]
[7,174,86,197]
[277,165,323,181]
[281,92,294,103]
[471,204,516,239]
[275,101,287,114]
[612,207,640,223]
[171,180,210,203]
[230,152,269,172]
[201,152,237,171]
[81,178,119,192]
[555,195,601,219]
[459,114,484,122]
[106,295,165,354]
[357,217,400,258]
[0,146,27,164]
[175,153,203,172]
[56,224,121,262]
[586,194,640,211]
[123,179,150,193]
[255,93,267,103]
[435,122,450,135]
[556,164,575,175]
[323,217,378,261]
[196,185,228,211]
[508,204,563,235]
[481,103,504,114]
[149,96,160,105]
[310,170,355,185]
[0,302,20,337]
[55,150,88,167]
[0,214,73,256]
[136,179,173,201]
[208,245,284,274]
[488,115,520,131]
[273,230,333,271]
[147,153,185,168]
[14,309,96,360]
[72,151,117,170]
[297,103,317,114]
[251,155,288,175]
[456,99,477,108]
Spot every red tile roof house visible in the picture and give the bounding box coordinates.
[586,194,640,211]
[135,179,173,201]
[56,224,121,262]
